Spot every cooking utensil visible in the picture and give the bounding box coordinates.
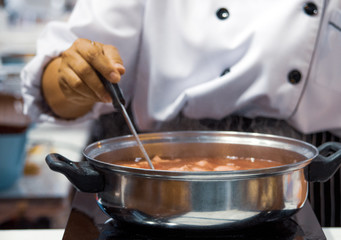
[97,73,154,169]
[45,131,341,230]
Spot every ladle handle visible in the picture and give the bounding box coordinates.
[97,71,155,169]
[45,153,105,193]
[98,73,125,109]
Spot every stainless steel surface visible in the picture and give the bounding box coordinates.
[97,73,154,169]
[83,131,318,230]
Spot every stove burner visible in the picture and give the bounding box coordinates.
[98,217,302,240]
[62,192,326,240]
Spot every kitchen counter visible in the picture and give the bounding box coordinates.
[0,227,340,239]
[324,228,341,239]
[0,229,64,240]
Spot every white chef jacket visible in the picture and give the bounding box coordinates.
[21,0,341,135]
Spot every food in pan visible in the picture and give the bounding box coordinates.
[99,155,284,171]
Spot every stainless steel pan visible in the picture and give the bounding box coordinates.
[46,131,341,230]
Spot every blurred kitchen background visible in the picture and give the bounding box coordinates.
[0,1,340,239]
[0,0,91,230]
[0,0,76,81]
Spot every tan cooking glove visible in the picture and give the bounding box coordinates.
[42,38,125,119]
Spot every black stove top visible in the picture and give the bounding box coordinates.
[62,192,326,240]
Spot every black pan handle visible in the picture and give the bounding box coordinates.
[306,142,341,182]
[45,153,105,193]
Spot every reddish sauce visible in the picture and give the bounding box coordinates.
[109,155,284,171]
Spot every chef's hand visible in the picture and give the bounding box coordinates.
[42,38,125,119]
[58,38,125,104]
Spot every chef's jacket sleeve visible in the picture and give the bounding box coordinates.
[20,0,144,124]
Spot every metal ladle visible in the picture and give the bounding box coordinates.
[97,73,155,169]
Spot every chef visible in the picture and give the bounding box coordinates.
[21,0,341,227]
